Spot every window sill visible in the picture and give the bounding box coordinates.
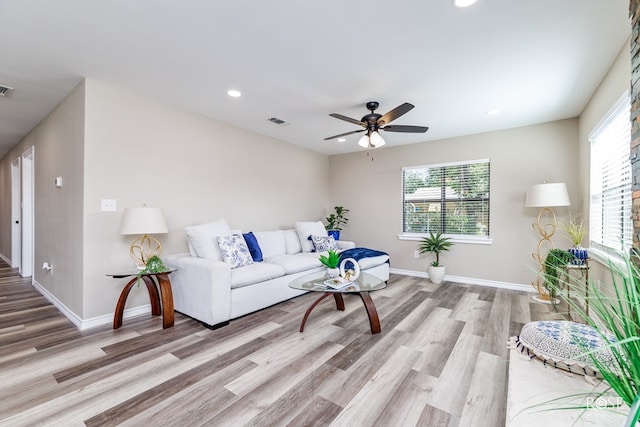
[587,246,627,270]
[398,234,493,245]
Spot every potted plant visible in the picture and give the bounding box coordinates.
[418,231,453,285]
[319,250,340,277]
[325,206,350,240]
[542,248,574,301]
[560,216,588,265]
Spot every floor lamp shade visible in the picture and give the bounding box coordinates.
[120,207,168,267]
[525,182,571,208]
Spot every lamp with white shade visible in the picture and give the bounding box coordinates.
[120,206,168,269]
[525,182,571,303]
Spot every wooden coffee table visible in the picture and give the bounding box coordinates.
[289,271,386,334]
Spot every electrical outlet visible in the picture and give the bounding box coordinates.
[413,250,420,259]
[101,199,117,212]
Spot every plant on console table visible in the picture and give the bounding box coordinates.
[418,232,453,285]
[325,206,349,240]
[560,216,588,265]
[319,250,341,278]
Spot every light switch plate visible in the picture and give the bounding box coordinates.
[101,199,117,212]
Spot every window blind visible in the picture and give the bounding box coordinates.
[589,94,632,254]
[402,159,490,237]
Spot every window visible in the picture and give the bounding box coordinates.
[589,93,632,255]
[402,159,490,239]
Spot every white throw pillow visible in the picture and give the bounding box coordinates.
[184,218,231,260]
[253,230,286,259]
[295,221,328,253]
[283,229,302,254]
[216,234,254,268]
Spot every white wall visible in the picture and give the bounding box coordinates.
[82,79,330,319]
[329,119,579,286]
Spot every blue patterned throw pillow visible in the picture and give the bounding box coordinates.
[216,234,254,268]
[311,235,338,252]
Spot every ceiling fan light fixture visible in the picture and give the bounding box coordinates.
[358,134,370,148]
[452,0,477,8]
[370,131,385,147]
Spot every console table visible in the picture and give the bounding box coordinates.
[107,268,176,329]
[563,259,590,319]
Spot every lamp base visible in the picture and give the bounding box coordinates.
[130,234,162,268]
[531,294,560,305]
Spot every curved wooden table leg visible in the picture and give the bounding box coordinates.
[156,273,175,329]
[141,276,161,316]
[114,278,138,329]
[300,292,334,332]
[359,292,381,334]
[333,293,345,311]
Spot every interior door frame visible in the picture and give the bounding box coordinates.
[11,157,21,270]
[21,146,34,278]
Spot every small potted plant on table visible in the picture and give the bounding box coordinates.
[319,250,341,278]
[560,216,588,265]
[325,206,349,240]
[418,231,453,285]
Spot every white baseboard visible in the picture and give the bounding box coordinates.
[31,279,150,330]
[0,252,11,265]
[389,268,534,293]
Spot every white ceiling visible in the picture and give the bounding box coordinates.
[0,0,630,159]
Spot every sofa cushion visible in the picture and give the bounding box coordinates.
[284,229,302,254]
[253,230,286,259]
[357,254,390,269]
[230,263,286,289]
[184,218,231,260]
[266,254,323,274]
[311,235,338,252]
[242,232,263,262]
[295,221,328,253]
[217,234,254,268]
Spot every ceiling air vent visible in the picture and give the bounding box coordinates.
[267,117,289,125]
[0,85,14,97]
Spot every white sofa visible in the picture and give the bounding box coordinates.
[164,219,390,328]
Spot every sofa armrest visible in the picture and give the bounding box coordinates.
[336,240,356,250]
[164,253,232,327]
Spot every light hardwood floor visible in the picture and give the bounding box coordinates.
[0,260,560,426]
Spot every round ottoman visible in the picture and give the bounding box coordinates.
[511,320,617,377]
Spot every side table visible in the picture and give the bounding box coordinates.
[563,259,590,319]
[107,268,176,329]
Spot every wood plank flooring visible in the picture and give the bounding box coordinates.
[0,260,562,426]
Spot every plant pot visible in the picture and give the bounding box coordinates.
[327,267,340,278]
[327,230,340,240]
[428,265,446,284]
[568,245,588,265]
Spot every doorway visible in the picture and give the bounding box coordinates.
[20,147,34,278]
[11,158,20,270]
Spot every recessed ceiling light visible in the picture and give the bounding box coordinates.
[227,89,242,98]
[452,0,478,8]
[486,109,500,115]
[337,138,346,142]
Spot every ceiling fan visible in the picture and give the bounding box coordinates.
[324,101,429,148]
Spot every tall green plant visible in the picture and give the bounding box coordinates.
[325,206,350,231]
[546,254,640,423]
[418,232,453,267]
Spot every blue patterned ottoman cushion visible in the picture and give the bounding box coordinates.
[511,320,617,377]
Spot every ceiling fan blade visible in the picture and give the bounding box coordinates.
[329,113,366,126]
[377,103,414,125]
[324,129,365,141]
[381,125,429,133]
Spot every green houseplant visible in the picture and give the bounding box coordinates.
[319,250,340,278]
[543,254,640,424]
[325,206,349,240]
[542,248,574,300]
[418,232,453,284]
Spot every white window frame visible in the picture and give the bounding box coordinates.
[589,92,632,261]
[399,159,492,244]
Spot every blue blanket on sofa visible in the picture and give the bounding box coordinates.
[339,247,389,270]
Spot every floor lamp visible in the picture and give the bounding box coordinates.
[525,182,571,304]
